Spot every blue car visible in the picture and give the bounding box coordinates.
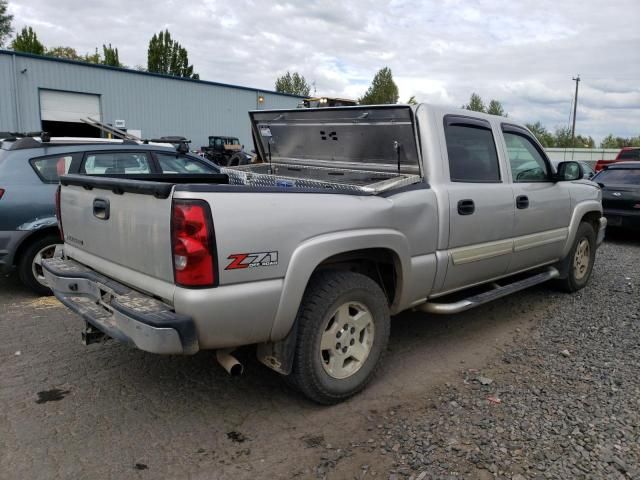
[0,135,220,294]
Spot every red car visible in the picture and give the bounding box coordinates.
[595,147,640,172]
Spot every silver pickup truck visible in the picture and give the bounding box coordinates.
[44,104,606,404]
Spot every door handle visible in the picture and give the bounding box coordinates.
[457,199,475,215]
[93,198,110,220]
[516,195,529,209]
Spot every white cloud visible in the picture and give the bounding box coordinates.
[7,0,640,141]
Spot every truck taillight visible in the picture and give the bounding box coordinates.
[171,200,216,287]
[55,185,63,239]
[0,188,4,199]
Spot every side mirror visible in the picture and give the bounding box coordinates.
[555,161,583,181]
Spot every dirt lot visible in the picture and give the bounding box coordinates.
[0,232,638,480]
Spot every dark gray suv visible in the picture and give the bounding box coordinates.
[0,136,219,294]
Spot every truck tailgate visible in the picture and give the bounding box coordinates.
[59,176,175,296]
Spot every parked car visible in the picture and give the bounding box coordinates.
[592,161,640,230]
[595,147,640,172]
[44,105,606,404]
[0,135,220,294]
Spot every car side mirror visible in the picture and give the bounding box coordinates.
[555,161,583,181]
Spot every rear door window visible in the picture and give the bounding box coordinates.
[82,152,151,174]
[444,117,501,183]
[30,154,76,183]
[156,153,216,173]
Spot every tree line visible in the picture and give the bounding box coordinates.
[0,2,197,78]
[275,67,639,149]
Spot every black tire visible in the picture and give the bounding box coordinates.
[287,270,390,405]
[555,222,596,292]
[17,233,61,296]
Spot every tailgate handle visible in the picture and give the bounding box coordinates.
[93,198,110,220]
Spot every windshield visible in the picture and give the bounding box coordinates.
[209,137,239,147]
[595,168,640,185]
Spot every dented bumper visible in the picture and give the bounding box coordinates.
[42,256,198,355]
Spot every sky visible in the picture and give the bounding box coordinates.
[7,0,640,143]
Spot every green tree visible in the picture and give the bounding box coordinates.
[102,43,120,66]
[487,99,507,116]
[358,67,399,105]
[0,0,13,48]
[600,134,640,148]
[84,47,101,64]
[463,93,486,112]
[600,134,620,149]
[47,46,82,60]
[406,95,418,105]
[552,126,574,148]
[275,71,311,96]
[573,134,595,148]
[147,30,198,79]
[525,121,555,147]
[11,26,44,55]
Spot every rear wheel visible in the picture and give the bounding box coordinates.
[287,271,390,404]
[555,222,596,292]
[18,234,61,295]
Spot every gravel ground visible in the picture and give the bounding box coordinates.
[355,232,639,480]
[1,232,638,479]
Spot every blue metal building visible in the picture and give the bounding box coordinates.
[0,50,303,148]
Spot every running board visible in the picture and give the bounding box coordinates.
[419,267,559,314]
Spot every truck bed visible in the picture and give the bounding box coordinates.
[223,162,421,194]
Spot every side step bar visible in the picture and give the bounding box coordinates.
[419,267,559,314]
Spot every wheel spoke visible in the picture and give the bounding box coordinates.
[349,343,368,363]
[33,252,43,267]
[326,352,343,375]
[321,328,338,351]
[334,304,351,324]
[352,310,373,332]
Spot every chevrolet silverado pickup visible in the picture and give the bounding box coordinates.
[43,104,607,404]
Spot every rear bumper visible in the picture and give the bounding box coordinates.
[603,208,640,230]
[42,256,198,355]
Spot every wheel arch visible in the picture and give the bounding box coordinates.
[12,223,61,267]
[561,201,603,258]
[269,229,410,342]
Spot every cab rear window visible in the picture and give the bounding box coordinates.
[29,154,76,183]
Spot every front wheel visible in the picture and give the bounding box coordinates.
[555,222,596,292]
[18,233,61,295]
[287,271,390,404]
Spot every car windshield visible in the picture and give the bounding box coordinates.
[595,168,640,185]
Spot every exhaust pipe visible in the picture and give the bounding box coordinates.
[216,348,244,376]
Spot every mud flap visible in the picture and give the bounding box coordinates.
[256,321,299,375]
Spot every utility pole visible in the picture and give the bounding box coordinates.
[571,75,580,147]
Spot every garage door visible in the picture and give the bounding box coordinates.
[40,90,101,123]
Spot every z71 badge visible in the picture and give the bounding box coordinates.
[226,251,279,270]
